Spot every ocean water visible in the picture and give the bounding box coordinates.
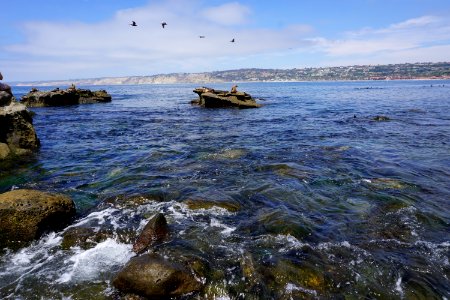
[0,81,449,299]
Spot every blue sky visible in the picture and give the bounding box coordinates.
[1,0,450,81]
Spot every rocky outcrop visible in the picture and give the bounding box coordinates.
[133,213,169,254]
[113,253,202,298]
[193,87,260,108]
[20,86,111,107]
[0,100,40,160]
[0,189,76,250]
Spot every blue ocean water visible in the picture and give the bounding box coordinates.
[0,81,449,298]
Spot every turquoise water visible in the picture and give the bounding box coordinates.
[0,81,449,299]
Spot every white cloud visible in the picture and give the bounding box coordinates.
[3,0,314,80]
[316,15,450,65]
[201,2,251,26]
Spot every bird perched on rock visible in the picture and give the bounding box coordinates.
[161,22,167,28]
[130,21,137,26]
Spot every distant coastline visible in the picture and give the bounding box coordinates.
[14,62,450,86]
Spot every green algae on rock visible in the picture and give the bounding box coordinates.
[0,189,76,250]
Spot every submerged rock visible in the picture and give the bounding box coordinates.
[0,101,40,160]
[193,87,260,108]
[373,115,390,121]
[0,189,76,250]
[132,213,169,254]
[20,86,111,107]
[113,253,202,298]
[183,198,241,212]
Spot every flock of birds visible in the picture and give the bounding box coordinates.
[129,21,236,43]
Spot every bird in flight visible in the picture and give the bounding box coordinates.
[230,38,235,43]
[130,21,137,26]
[199,35,205,38]
[161,22,167,28]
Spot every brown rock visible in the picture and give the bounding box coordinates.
[113,253,202,298]
[0,102,40,160]
[0,189,76,250]
[132,213,168,254]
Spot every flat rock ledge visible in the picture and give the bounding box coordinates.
[0,189,76,250]
[193,87,260,108]
[20,86,112,107]
[0,99,40,160]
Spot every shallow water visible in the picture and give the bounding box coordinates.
[1,81,449,299]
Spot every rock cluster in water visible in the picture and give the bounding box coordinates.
[20,85,112,107]
[0,189,76,250]
[192,87,260,108]
[0,90,40,160]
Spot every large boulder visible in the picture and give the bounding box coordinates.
[20,87,111,107]
[113,253,202,298]
[0,101,40,160]
[193,87,260,108]
[0,189,76,250]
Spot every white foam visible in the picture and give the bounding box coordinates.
[57,238,133,283]
[210,218,236,235]
[395,276,404,297]
[285,283,318,296]
[66,208,119,229]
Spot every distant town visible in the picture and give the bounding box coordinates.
[16,62,450,86]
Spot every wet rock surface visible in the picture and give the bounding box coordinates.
[113,253,203,298]
[20,86,111,107]
[0,189,76,250]
[132,213,169,254]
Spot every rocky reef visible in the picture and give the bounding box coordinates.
[0,92,40,160]
[193,87,260,108]
[20,86,112,107]
[0,189,76,250]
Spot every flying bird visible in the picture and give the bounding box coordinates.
[130,21,137,26]
[199,35,205,38]
[161,22,167,28]
[230,38,235,43]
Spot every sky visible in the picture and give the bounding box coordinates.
[1,0,450,81]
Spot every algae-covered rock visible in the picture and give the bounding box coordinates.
[113,253,202,298]
[183,198,241,212]
[0,189,76,250]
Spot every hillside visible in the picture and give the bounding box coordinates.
[15,62,450,86]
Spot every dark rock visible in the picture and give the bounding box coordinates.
[132,213,168,254]
[0,189,76,250]
[193,87,260,108]
[113,253,202,298]
[0,102,40,160]
[20,87,111,107]
[373,115,390,121]
[0,91,12,106]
